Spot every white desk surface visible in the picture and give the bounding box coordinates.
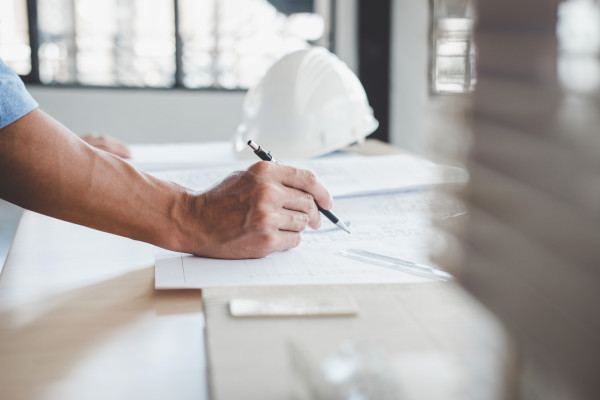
[0,211,208,400]
[0,141,390,399]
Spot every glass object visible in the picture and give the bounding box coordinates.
[336,249,453,281]
[290,340,403,400]
[431,0,476,94]
[0,0,31,75]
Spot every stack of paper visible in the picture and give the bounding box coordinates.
[154,154,467,289]
[151,153,467,199]
[439,1,600,398]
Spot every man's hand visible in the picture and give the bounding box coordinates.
[0,109,332,260]
[81,133,131,159]
[179,161,334,259]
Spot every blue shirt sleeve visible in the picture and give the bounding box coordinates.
[0,58,38,129]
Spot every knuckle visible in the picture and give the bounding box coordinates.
[249,161,272,176]
[298,212,309,227]
[304,192,314,207]
[302,169,318,187]
[257,232,277,251]
[254,183,276,204]
[250,208,271,228]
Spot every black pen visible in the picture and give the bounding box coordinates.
[247,140,351,234]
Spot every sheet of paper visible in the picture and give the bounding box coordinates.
[155,191,461,289]
[128,141,244,171]
[151,153,467,199]
[128,141,361,172]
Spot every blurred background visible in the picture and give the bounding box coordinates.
[0,0,477,150]
[0,0,478,265]
[2,2,600,397]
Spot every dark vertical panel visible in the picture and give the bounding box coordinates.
[174,0,183,87]
[358,0,391,142]
[329,0,337,53]
[24,0,40,83]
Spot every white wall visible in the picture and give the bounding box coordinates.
[27,86,245,144]
[334,0,359,74]
[389,0,430,153]
[390,0,470,159]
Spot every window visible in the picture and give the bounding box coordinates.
[0,0,31,76]
[430,0,476,94]
[0,0,327,89]
[557,0,600,93]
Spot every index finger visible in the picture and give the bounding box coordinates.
[249,162,334,210]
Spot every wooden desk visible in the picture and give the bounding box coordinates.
[1,141,397,399]
[0,141,507,399]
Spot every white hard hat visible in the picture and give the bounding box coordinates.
[233,47,378,159]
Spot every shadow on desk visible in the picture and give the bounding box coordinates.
[0,266,202,400]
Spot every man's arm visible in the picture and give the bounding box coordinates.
[0,109,332,259]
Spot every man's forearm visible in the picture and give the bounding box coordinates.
[0,109,335,259]
[0,109,190,251]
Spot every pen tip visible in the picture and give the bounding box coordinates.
[336,220,351,234]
